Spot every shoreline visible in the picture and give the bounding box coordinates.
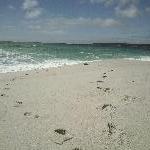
[0,59,150,150]
[1,58,150,74]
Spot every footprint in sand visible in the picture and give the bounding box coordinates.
[96,104,116,112]
[107,122,116,135]
[16,101,23,104]
[97,80,104,83]
[48,129,74,145]
[102,75,107,78]
[121,95,141,104]
[13,101,23,107]
[1,94,6,97]
[23,112,40,119]
[96,80,104,88]
[97,86,102,89]
[34,114,40,118]
[24,112,32,116]
[11,78,16,81]
[3,87,10,90]
[102,127,131,150]
[1,93,8,97]
[101,120,131,150]
[102,104,112,110]
[97,103,117,122]
[72,148,82,150]
[103,88,111,93]
[96,87,112,94]
[54,129,66,135]
[101,121,117,137]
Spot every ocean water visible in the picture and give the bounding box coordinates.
[0,42,150,73]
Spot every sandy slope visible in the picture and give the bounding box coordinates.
[0,60,150,150]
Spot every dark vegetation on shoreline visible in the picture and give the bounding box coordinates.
[0,41,150,48]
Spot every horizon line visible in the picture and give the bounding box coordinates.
[0,40,150,45]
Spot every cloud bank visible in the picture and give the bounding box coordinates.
[26,17,120,32]
[22,0,42,19]
[115,5,140,18]
[88,0,140,18]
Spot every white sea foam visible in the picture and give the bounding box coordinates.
[1,56,150,73]
[0,49,85,73]
[1,47,150,73]
[0,59,83,73]
[124,56,150,61]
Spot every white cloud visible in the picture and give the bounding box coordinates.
[8,5,15,10]
[145,7,150,12]
[118,0,138,7]
[22,0,42,19]
[2,25,16,30]
[90,0,114,6]
[89,0,138,6]
[25,8,42,19]
[44,17,120,31]
[23,0,38,10]
[25,17,120,33]
[28,24,41,30]
[40,30,65,35]
[115,5,140,18]
[87,0,140,18]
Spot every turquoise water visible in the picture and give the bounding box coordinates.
[0,42,150,73]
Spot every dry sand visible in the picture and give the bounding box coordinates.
[0,59,150,150]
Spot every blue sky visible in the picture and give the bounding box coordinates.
[0,0,150,43]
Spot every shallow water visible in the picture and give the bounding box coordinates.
[0,42,150,73]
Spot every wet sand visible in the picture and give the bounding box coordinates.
[0,59,150,150]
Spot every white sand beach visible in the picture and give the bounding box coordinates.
[0,60,150,150]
